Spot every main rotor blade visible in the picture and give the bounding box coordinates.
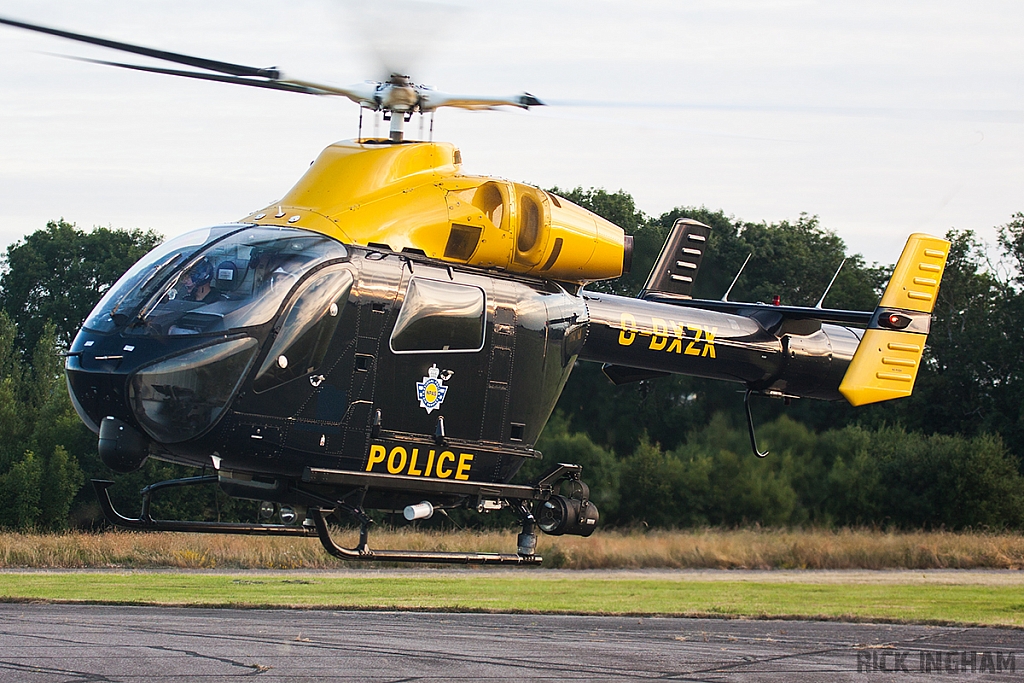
[419,91,545,111]
[63,56,381,105]
[0,15,280,79]
[60,56,330,95]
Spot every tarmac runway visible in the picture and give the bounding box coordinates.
[1,604,1022,681]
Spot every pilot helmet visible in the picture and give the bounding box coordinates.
[183,258,214,293]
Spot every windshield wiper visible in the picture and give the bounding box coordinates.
[108,252,184,323]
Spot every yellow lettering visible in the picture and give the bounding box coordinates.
[666,321,684,353]
[618,313,637,346]
[456,453,474,480]
[436,451,455,478]
[407,448,423,476]
[366,445,386,472]
[649,318,668,351]
[369,444,477,479]
[701,326,717,358]
[387,447,408,474]
[684,325,702,355]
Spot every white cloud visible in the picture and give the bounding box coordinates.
[0,0,1021,262]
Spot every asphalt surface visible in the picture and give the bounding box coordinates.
[1,604,1022,681]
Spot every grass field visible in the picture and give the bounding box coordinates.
[2,527,1024,569]
[4,528,1023,627]
[2,572,1024,627]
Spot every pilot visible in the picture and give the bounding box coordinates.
[182,259,225,303]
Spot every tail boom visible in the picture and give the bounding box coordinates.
[578,292,862,401]
[578,232,949,406]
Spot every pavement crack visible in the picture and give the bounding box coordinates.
[659,645,851,679]
[0,659,116,682]
[146,645,272,675]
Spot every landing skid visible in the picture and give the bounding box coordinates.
[92,478,317,537]
[308,507,541,565]
[91,463,584,565]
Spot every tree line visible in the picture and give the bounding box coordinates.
[1,204,1023,531]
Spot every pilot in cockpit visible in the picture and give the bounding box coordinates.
[182,259,226,303]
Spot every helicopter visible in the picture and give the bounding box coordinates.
[0,15,950,565]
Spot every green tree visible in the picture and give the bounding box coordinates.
[819,425,882,526]
[678,413,799,526]
[0,221,163,529]
[0,219,161,354]
[617,436,686,527]
[519,412,621,518]
[0,451,42,530]
[885,230,1014,445]
[0,320,87,530]
[0,312,29,469]
[39,446,84,530]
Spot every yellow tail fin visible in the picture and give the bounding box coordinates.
[839,233,950,407]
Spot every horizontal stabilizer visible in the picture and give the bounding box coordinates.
[839,233,950,406]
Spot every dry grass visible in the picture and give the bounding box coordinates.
[2,527,1024,570]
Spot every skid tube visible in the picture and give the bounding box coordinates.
[92,478,317,536]
[92,463,585,565]
[309,507,542,565]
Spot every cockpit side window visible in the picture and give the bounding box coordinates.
[389,278,486,353]
[252,266,354,392]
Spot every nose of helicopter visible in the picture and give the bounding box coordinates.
[64,223,352,471]
[65,333,260,471]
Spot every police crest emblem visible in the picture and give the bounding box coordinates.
[416,364,448,414]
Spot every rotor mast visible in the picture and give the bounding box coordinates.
[381,74,419,143]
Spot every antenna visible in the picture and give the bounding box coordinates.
[814,259,846,309]
[722,253,752,302]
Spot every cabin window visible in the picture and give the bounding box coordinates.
[252,266,354,392]
[129,337,259,443]
[390,278,486,353]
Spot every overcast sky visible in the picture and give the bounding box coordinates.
[0,0,1021,266]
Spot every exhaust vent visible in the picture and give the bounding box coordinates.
[641,218,712,299]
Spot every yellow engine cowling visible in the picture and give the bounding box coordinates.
[241,139,627,284]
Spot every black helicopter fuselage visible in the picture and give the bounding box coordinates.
[65,222,863,515]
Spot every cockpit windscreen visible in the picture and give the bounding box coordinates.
[138,227,348,336]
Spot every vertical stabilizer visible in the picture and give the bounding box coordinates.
[839,233,950,406]
[640,218,712,299]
